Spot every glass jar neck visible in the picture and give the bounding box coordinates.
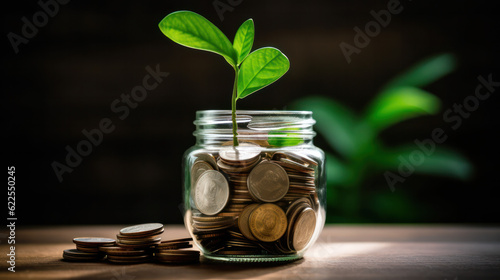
[193,110,316,148]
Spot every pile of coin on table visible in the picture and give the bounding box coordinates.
[189,144,320,255]
[62,223,199,264]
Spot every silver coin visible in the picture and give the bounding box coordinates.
[72,237,116,246]
[219,143,261,162]
[191,160,214,189]
[194,153,218,170]
[119,223,164,235]
[194,170,229,215]
[247,161,289,202]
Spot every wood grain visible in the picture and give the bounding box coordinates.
[1,225,499,279]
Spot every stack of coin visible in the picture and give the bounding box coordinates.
[100,246,151,264]
[188,148,320,256]
[63,223,199,265]
[215,230,261,255]
[191,213,234,252]
[62,237,115,262]
[217,143,261,216]
[154,238,200,264]
[278,197,316,253]
[116,223,164,248]
[100,223,164,264]
[63,249,105,262]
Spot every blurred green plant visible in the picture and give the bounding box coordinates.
[290,53,472,222]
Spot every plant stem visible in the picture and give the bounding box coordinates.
[231,67,239,146]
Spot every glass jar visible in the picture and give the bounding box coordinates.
[182,110,326,262]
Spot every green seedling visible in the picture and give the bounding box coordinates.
[159,11,290,146]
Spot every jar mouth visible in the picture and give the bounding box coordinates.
[193,110,316,146]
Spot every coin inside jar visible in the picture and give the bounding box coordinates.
[219,143,261,162]
[249,203,287,242]
[194,170,229,215]
[194,152,218,170]
[238,204,259,241]
[191,160,214,185]
[291,207,316,251]
[247,161,289,202]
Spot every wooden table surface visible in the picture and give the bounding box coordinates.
[1,225,499,279]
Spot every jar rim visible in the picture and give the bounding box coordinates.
[196,110,313,115]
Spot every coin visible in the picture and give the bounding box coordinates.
[248,162,289,202]
[107,254,151,264]
[117,237,162,245]
[194,152,218,170]
[116,233,162,240]
[62,249,104,262]
[76,245,101,253]
[291,207,316,251]
[99,246,147,256]
[249,203,287,242]
[217,159,259,173]
[219,143,261,162]
[156,243,193,250]
[159,237,193,243]
[191,160,214,187]
[73,237,116,246]
[238,204,259,241]
[194,170,229,215]
[120,223,164,236]
[273,151,318,167]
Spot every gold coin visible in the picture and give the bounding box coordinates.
[249,203,287,242]
[247,162,289,202]
[238,204,259,241]
[291,207,316,251]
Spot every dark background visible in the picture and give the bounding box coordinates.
[3,0,499,225]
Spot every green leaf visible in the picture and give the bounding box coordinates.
[383,53,457,91]
[374,145,472,180]
[290,96,359,158]
[158,10,236,66]
[237,47,290,99]
[233,19,254,65]
[364,87,440,132]
[267,127,303,147]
